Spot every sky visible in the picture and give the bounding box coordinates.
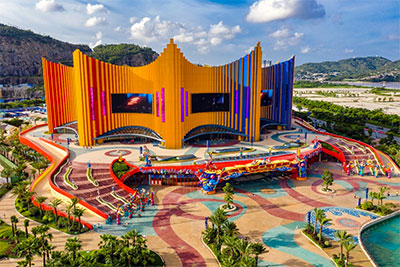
[0,0,399,66]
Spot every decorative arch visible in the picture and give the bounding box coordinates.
[54,121,79,136]
[260,119,286,132]
[93,126,164,142]
[182,124,247,142]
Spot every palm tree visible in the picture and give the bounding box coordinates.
[31,226,39,238]
[11,182,29,201]
[73,207,85,232]
[70,196,81,208]
[235,238,253,264]
[33,225,53,267]
[335,230,352,261]
[49,199,62,224]
[209,208,228,252]
[123,229,141,247]
[378,186,388,206]
[313,208,324,235]
[318,217,332,241]
[10,215,18,238]
[250,242,268,267]
[222,221,239,238]
[17,236,39,267]
[223,235,239,258]
[65,237,82,265]
[343,241,357,267]
[1,167,13,184]
[24,191,36,211]
[24,219,30,238]
[66,203,74,232]
[36,196,47,217]
[223,182,234,209]
[369,191,376,205]
[99,234,118,265]
[47,251,66,266]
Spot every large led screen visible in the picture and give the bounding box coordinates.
[111,93,153,113]
[192,93,230,113]
[261,89,273,106]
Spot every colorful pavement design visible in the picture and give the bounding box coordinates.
[262,221,334,267]
[14,124,400,267]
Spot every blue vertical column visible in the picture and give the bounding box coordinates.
[281,62,288,127]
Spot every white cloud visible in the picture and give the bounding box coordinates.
[96,31,102,40]
[246,0,325,23]
[344,48,354,53]
[129,17,137,23]
[35,0,64,12]
[85,16,106,27]
[270,26,303,50]
[87,4,107,15]
[270,27,290,39]
[89,39,102,49]
[129,16,241,54]
[301,46,310,54]
[114,26,121,32]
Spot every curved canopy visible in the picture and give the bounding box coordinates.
[54,121,78,136]
[260,119,286,132]
[93,126,164,142]
[183,124,247,142]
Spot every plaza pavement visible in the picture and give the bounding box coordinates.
[1,124,399,266]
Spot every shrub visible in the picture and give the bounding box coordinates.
[112,162,130,178]
[361,201,374,211]
[377,205,393,216]
[28,206,40,217]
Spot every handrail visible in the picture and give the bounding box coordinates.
[293,117,385,168]
[320,141,347,172]
[19,124,108,229]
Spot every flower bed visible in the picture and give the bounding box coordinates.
[87,167,99,186]
[64,167,77,190]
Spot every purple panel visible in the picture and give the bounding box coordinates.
[156,92,159,117]
[101,91,106,116]
[161,88,165,122]
[246,86,250,118]
[181,88,184,122]
[235,89,239,114]
[90,87,95,121]
[185,91,188,117]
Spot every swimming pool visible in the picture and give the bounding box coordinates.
[361,213,400,266]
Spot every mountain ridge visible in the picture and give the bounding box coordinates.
[0,23,158,85]
[295,56,400,82]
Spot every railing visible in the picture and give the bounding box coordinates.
[320,141,347,172]
[293,117,385,168]
[19,124,108,229]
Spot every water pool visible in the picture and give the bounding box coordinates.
[361,214,400,266]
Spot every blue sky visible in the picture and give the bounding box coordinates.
[0,0,399,65]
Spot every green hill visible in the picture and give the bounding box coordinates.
[91,44,158,67]
[295,57,400,82]
[0,24,158,85]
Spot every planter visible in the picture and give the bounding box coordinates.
[318,187,336,194]
[219,203,237,213]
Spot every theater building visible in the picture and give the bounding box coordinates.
[42,39,294,149]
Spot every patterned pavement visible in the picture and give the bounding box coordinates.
[4,124,400,266]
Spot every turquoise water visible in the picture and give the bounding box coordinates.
[361,214,400,266]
